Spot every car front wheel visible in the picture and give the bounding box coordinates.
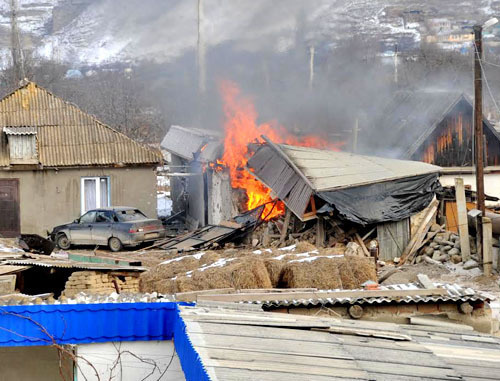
[108,237,123,252]
[56,234,71,250]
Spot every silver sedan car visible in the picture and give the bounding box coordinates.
[50,207,166,252]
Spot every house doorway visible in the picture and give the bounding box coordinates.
[0,179,20,237]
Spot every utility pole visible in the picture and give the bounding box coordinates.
[394,43,398,84]
[309,45,315,91]
[197,0,206,96]
[10,0,25,83]
[352,118,359,153]
[473,24,485,216]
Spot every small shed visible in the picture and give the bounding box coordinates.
[161,125,237,229]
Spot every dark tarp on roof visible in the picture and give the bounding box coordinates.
[247,140,441,225]
[317,173,441,225]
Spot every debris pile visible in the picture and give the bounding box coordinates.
[412,225,478,266]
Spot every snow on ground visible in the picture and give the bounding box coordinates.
[157,191,172,217]
[0,243,24,253]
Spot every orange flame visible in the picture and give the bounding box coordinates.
[218,80,343,220]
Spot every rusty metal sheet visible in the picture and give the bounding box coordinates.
[0,82,161,167]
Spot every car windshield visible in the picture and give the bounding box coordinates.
[116,209,147,222]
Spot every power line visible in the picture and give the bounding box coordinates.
[474,41,500,117]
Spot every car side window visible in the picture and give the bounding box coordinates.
[95,211,114,223]
[80,211,96,224]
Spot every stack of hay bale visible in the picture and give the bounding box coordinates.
[62,271,140,297]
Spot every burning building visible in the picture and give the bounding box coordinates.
[161,80,342,229]
[373,90,500,200]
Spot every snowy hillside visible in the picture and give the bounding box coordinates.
[2,0,499,66]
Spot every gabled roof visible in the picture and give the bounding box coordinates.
[373,90,500,158]
[0,82,161,167]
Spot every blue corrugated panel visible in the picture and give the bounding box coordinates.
[0,302,180,347]
[174,311,211,381]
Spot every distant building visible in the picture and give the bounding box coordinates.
[372,90,500,201]
[0,82,161,237]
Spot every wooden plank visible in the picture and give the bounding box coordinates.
[279,208,291,244]
[454,178,471,261]
[355,233,370,257]
[449,366,500,380]
[400,199,438,265]
[409,315,474,330]
[212,367,349,381]
[357,360,460,379]
[316,216,325,248]
[201,358,368,379]
[320,327,411,341]
[196,288,448,303]
[443,356,500,369]
[483,216,493,276]
[423,343,500,362]
[187,333,352,359]
[198,347,359,370]
[186,321,340,344]
[341,345,452,368]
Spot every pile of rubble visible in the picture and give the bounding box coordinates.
[412,225,481,269]
[415,226,463,263]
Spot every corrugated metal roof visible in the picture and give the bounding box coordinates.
[0,302,179,347]
[3,126,37,135]
[161,125,221,161]
[4,258,145,271]
[279,144,441,192]
[179,305,500,380]
[0,82,161,167]
[233,283,488,308]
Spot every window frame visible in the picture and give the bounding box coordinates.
[80,177,111,215]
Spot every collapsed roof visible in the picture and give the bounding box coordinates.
[247,137,441,225]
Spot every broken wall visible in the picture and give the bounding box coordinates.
[207,170,238,225]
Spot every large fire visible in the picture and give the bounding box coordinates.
[218,80,342,220]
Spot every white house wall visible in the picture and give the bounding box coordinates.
[440,174,500,206]
[76,340,185,381]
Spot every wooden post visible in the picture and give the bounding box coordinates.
[454,178,471,261]
[316,217,325,248]
[280,208,291,244]
[483,217,493,276]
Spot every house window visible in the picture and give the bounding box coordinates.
[3,127,38,164]
[81,177,110,214]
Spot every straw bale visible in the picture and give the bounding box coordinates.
[264,259,285,287]
[295,241,317,253]
[279,257,375,289]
